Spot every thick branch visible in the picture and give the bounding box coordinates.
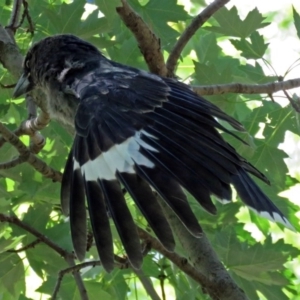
[116,0,167,76]
[137,227,212,290]
[0,25,23,77]
[166,0,230,76]
[157,199,248,300]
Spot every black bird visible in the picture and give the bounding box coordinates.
[13,34,292,272]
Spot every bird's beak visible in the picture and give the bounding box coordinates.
[13,73,31,98]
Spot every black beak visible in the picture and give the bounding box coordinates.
[13,73,31,98]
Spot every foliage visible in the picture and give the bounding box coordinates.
[0,0,299,299]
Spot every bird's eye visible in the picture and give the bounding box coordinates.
[25,59,30,69]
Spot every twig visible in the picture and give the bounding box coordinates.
[52,258,160,300]
[52,261,102,300]
[0,213,89,300]
[25,95,49,153]
[116,0,167,76]
[63,256,89,300]
[52,255,135,299]
[7,238,41,252]
[134,268,161,300]
[6,0,23,35]
[192,78,300,95]
[0,82,16,88]
[0,118,48,152]
[0,121,34,156]
[159,271,166,300]
[0,156,27,169]
[21,0,35,34]
[282,90,300,112]
[6,0,35,35]
[0,214,73,258]
[137,227,211,289]
[0,95,49,153]
[51,259,130,299]
[0,121,62,181]
[166,0,230,76]
[277,76,300,112]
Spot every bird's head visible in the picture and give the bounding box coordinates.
[13,34,102,98]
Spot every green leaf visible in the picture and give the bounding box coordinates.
[142,254,160,278]
[232,274,289,300]
[22,203,52,235]
[95,0,121,19]
[26,244,68,279]
[293,6,300,40]
[102,270,130,299]
[213,228,298,284]
[253,141,288,186]
[0,253,25,297]
[94,0,123,32]
[130,0,189,48]
[194,62,223,84]
[230,32,269,59]
[37,275,77,299]
[238,101,299,189]
[44,222,73,252]
[84,282,114,300]
[207,7,270,38]
[0,235,24,253]
[194,32,221,63]
[239,62,277,84]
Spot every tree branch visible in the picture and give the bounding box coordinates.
[0,3,296,299]
[282,89,300,113]
[166,0,230,76]
[137,227,214,292]
[6,0,23,35]
[20,0,35,35]
[0,213,89,300]
[0,121,62,181]
[0,25,23,78]
[133,268,161,300]
[52,260,135,300]
[192,78,300,95]
[63,256,89,300]
[0,156,27,169]
[0,214,72,258]
[0,101,49,153]
[116,0,167,76]
[157,199,248,300]
[7,238,41,252]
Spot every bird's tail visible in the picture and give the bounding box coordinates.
[231,170,293,229]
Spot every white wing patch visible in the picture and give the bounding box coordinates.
[215,197,231,204]
[74,130,158,181]
[248,207,295,231]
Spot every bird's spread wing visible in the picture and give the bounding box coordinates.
[61,63,292,271]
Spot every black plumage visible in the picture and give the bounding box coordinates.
[13,34,292,272]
